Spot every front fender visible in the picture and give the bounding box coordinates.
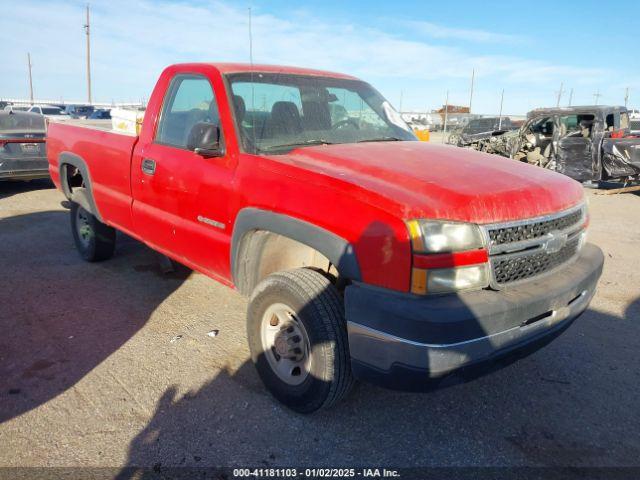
[231,208,361,294]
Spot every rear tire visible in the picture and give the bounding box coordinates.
[70,202,116,262]
[247,268,353,413]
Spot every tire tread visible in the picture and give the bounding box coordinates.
[248,268,354,411]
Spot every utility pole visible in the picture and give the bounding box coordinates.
[555,82,564,107]
[84,4,92,104]
[442,90,449,143]
[248,7,253,66]
[568,88,573,107]
[624,87,630,108]
[27,53,34,104]
[593,89,602,105]
[498,89,504,130]
[469,68,475,113]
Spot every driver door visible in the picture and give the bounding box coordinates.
[553,114,594,181]
[131,73,235,276]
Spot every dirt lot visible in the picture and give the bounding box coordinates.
[1,179,639,470]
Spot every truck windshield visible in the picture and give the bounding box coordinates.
[226,73,416,153]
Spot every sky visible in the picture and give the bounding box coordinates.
[1,0,638,115]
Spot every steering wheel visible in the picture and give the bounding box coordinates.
[332,118,360,130]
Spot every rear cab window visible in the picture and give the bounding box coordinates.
[0,112,46,133]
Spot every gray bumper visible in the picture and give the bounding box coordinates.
[0,155,49,181]
[345,243,604,389]
[0,169,49,181]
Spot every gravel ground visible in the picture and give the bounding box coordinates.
[0,179,639,470]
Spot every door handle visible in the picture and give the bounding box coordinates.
[141,158,156,175]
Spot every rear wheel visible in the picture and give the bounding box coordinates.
[70,202,116,262]
[247,268,353,413]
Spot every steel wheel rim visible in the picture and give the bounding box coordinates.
[260,303,312,386]
[75,207,93,248]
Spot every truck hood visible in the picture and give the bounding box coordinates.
[267,141,584,224]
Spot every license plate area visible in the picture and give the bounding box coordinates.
[20,143,40,153]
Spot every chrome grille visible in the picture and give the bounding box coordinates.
[488,209,583,245]
[483,204,586,287]
[492,236,581,284]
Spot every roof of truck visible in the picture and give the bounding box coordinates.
[527,105,628,118]
[183,62,360,80]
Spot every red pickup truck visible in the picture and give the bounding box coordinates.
[47,63,604,413]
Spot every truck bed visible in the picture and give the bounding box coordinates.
[49,118,137,136]
[47,120,139,233]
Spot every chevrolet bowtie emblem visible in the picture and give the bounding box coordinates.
[543,230,568,254]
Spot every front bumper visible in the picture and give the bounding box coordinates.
[345,243,604,390]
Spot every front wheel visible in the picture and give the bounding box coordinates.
[247,268,353,413]
[70,202,116,262]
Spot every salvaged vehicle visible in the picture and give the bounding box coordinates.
[0,110,48,181]
[47,63,604,413]
[447,116,515,149]
[479,106,640,184]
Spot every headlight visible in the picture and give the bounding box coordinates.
[407,220,484,253]
[407,220,489,295]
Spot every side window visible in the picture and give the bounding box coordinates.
[156,75,220,149]
[559,114,594,138]
[530,117,553,135]
[606,114,615,131]
[559,115,580,135]
[620,112,630,130]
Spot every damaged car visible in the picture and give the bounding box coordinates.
[478,106,640,185]
[446,116,515,149]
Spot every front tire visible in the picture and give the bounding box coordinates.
[247,268,353,413]
[70,202,116,262]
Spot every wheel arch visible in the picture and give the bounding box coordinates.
[231,208,361,296]
[58,152,103,221]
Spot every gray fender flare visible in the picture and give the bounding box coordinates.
[58,152,103,221]
[231,208,361,295]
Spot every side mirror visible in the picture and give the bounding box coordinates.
[187,122,223,157]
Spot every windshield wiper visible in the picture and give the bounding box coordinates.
[357,137,402,143]
[260,139,335,151]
